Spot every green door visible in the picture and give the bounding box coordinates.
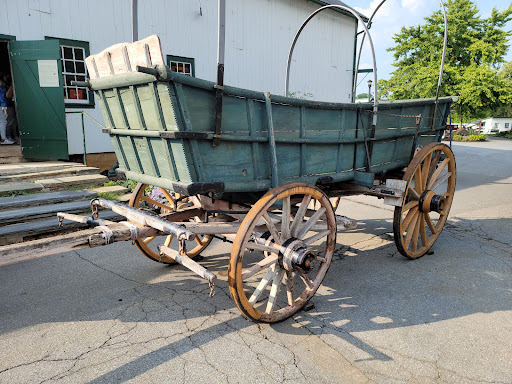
[10,40,68,159]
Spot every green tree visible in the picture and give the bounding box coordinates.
[484,61,512,117]
[356,92,369,99]
[379,0,512,121]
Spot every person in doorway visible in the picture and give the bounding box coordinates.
[2,74,19,143]
[0,73,15,145]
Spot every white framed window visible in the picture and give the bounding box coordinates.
[505,123,509,129]
[61,45,89,104]
[167,55,195,77]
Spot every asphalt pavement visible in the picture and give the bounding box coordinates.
[1,138,511,383]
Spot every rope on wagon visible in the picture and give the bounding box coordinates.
[97,225,114,245]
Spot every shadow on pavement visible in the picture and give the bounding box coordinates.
[0,214,510,381]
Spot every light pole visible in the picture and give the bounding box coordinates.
[367,80,373,102]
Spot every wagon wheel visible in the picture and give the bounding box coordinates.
[393,142,456,259]
[129,183,212,264]
[229,183,337,323]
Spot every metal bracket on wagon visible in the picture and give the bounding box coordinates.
[91,198,196,240]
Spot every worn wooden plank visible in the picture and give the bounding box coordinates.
[0,200,94,225]
[0,190,97,211]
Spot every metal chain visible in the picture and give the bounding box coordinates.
[178,238,187,256]
[90,199,99,220]
[209,281,216,298]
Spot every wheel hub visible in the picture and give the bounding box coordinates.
[280,238,317,273]
[418,189,446,213]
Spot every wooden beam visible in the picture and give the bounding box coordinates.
[0,223,160,267]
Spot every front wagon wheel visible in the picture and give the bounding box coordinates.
[393,143,456,259]
[229,183,336,323]
[128,183,212,264]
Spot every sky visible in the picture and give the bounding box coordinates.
[351,0,512,95]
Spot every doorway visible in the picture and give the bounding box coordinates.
[0,38,21,153]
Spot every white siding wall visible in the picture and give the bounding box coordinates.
[0,0,357,154]
[481,118,512,133]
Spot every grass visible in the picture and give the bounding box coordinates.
[0,190,32,198]
[96,191,122,201]
[103,179,138,191]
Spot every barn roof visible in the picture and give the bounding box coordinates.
[310,0,369,22]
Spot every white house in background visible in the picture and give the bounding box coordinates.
[468,117,512,134]
[0,0,367,160]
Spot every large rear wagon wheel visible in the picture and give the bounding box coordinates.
[229,183,337,323]
[129,183,212,264]
[393,143,456,259]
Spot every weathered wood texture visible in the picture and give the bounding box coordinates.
[0,222,160,266]
[88,37,456,196]
[0,201,94,225]
[0,211,123,246]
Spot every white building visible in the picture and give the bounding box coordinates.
[471,117,512,134]
[0,0,366,160]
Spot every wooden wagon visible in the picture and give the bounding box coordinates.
[48,33,457,323]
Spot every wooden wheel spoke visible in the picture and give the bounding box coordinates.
[402,206,419,232]
[408,188,420,200]
[290,195,312,237]
[242,255,279,280]
[427,158,450,190]
[143,236,157,244]
[403,200,419,212]
[427,150,442,185]
[411,213,422,251]
[414,166,423,194]
[266,268,286,313]
[164,235,174,247]
[263,212,283,244]
[421,152,433,190]
[285,271,294,306]
[158,187,176,207]
[419,214,427,248]
[297,270,313,290]
[245,241,280,255]
[332,197,341,212]
[140,195,173,212]
[404,211,420,249]
[425,212,437,234]
[249,265,279,305]
[281,196,291,239]
[296,207,326,239]
[430,172,452,192]
[194,235,203,246]
[303,230,331,245]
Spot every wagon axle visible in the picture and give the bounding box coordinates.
[418,189,446,214]
[280,238,318,274]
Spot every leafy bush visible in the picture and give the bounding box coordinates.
[452,134,463,141]
[493,131,512,139]
[468,134,486,142]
